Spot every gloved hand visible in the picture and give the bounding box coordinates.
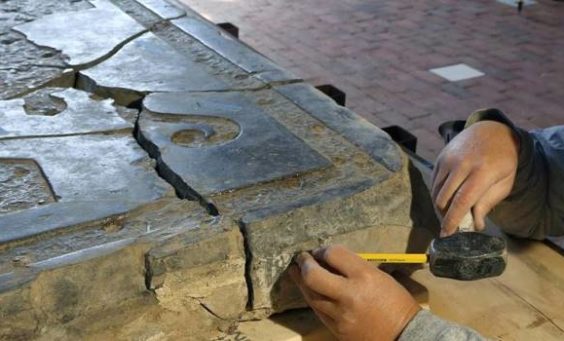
[432,120,520,236]
[290,245,420,341]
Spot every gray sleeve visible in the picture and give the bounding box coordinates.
[399,310,486,341]
[465,108,564,239]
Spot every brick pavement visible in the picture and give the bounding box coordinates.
[180,0,564,160]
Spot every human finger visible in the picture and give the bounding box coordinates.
[441,171,496,236]
[472,177,513,230]
[434,165,472,213]
[312,245,368,278]
[289,265,339,318]
[294,252,346,299]
[431,161,449,204]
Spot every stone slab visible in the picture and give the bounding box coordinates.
[173,17,298,83]
[139,91,331,196]
[0,159,55,215]
[0,88,132,139]
[0,0,92,99]
[275,83,402,172]
[0,134,170,244]
[0,202,131,245]
[136,0,185,19]
[0,214,246,340]
[240,159,437,316]
[0,0,442,337]
[80,32,236,98]
[14,0,145,67]
[138,87,439,316]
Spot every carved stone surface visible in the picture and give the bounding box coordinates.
[0,159,55,215]
[0,134,170,244]
[80,32,235,98]
[136,0,185,19]
[14,0,145,67]
[276,83,402,172]
[0,0,439,339]
[0,88,132,139]
[139,91,331,196]
[139,86,438,316]
[0,0,91,99]
[173,17,298,83]
[0,206,246,340]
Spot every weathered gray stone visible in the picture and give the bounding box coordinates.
[0,0,91,99]
[0,134,169,243]
[0,137,246,339]
[0,159,55,215]
[276,83,402,172]
[79,32,234,102]
[0,88,132,139]
[136,0,185,19]
[173,17,299,83]
[240,160,438,316]
[138,87,439,316]
[14,0,145,68]
[0,0,440,338]
[0,212,246,340]
[146,225,247,321]
[139,91,331,196]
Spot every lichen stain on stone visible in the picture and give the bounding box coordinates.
[0,159,55,214]
[13,0,145,67]
[23,88,67,116]
[52,278,80,323]
[0,0,92,100]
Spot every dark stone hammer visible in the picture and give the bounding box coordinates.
[360,214,507,280]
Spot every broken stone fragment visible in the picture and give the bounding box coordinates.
[0,210,246,340]
[0,134,170,244]
[240,155,437,317]
[0,131,246,340]
[0,88,132,139]
[146,223,247,321]
[0,0,92,99]
[79,32,242,105]
[13,0,145,67]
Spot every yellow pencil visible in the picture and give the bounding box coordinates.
[358,253,429,263]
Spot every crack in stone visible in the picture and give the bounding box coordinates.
[71,28,150,71]
[237,221,254,311]
[133,111,220,216]
[198,301,227,321]
[0,128,134,142]
[3,0,286,318]
[144,252,156,293]
[6,70,76,100]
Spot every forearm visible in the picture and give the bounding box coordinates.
[399,310,486,341]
